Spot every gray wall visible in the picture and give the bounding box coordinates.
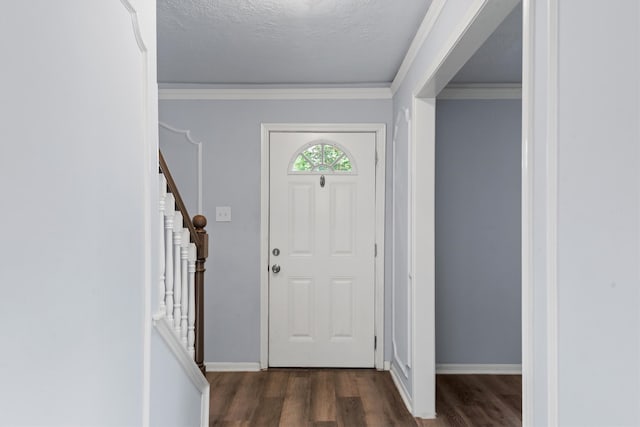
[435,99,521,364]
[159,99,393,363]
[160,126,200,216]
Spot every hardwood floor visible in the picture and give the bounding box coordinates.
[207,369,522,427]
[417,375,521,427]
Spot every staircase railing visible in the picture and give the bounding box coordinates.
[158,150,208,374]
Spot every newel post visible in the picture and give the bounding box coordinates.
[193,214,208,375]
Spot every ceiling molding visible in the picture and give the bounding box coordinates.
[390,0,447,95]
[158,87,392,101]
[438,83,522,99]
[158,84,521,101]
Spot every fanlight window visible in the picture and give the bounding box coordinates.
[289,142,356,174]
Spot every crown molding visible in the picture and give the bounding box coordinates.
[438,83,522,99]
[390,0,447,95]
[157,82,521,102]
[158,87,392,101]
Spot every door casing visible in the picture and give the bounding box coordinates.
[260,123,386,370]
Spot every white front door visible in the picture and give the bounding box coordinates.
[269,131,376,367]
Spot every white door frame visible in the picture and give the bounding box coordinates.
[260,123,386,370]
[408,0,528,419]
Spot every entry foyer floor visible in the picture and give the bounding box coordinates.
[207,369,522,426]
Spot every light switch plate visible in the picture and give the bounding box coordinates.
[215,206,231,222]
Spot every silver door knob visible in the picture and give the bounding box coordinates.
[271,264,281,273]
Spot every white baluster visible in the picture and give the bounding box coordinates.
[180,228,190,348]
[164,193,176,323]
[187,242,197,359]
[173,210,183,335]
[158,174,167,316]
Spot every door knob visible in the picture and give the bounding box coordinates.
[271,264,281,273]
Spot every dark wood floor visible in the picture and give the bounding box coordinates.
[418,375,521,427]
[207,369,521,427]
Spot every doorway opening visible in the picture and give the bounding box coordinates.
[408,1,527,423]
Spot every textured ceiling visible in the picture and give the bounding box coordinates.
[157,0,433,85]
[451,3,522,84]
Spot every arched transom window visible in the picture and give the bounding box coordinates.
[289,141,356,174]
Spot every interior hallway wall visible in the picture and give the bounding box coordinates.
[159,98,392,364]
[435,98,521,365]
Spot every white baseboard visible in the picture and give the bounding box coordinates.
[205,362,262,372]
[436,364,522,374]
[389,362,413,414]
[206,361,389,372]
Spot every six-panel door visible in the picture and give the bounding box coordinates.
[269,132,376,367]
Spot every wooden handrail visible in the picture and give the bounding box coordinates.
[159,150,208,374]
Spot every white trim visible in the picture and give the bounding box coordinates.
[390,0,447,95]
[391,108,412,380]
[521,1,535,426]
[546,1,559,426]
[374,125,387,371]
[411,97,437,419]
[200,384,210,427]
[153,315,210,427]
[119,0,147,52]
[384,360,391,371]
[205,362,262,372]
[390,363,415,416]
[415,0,485,98]
[159,87,392,101]
[260,123,386,370]
[406,107,413,372]
[158,122,204,215]
[119,1,151,425]
[260,125,270,370]
[436,364,523,375]
[438,83,522,100]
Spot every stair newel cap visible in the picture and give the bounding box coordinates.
[193,215,207,231]
[193,215,208,259]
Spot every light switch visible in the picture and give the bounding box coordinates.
[215,206,231,222]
